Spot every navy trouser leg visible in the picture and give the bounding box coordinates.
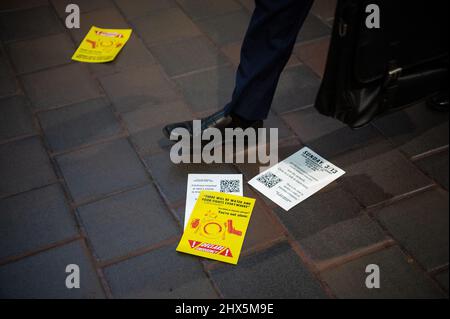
[225,0,314,121]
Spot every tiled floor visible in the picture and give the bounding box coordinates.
[0,0,448,299]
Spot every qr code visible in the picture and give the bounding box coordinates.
[256,172,282,188]
[220,179,241,193]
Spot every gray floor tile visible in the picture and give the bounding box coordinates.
[334,140,433,207]
[0,184,78,261]
[174,65,235,113]
[77,184,178,261]
[211,242,328,298]
[274,187,362,240]
[373,102,449,158]
[177,0,241,21]
[195,9,250,46]
[322,246,446,299]
[375,189,449,271]
[69,7,130,43]
[38,97,122,152]
[311,0,337,21]
[7,33,74,74]
[299,214,387,263]
[115,0,176,20]
[87,35,156,77]
[296,14,331,43]
[434,270,449,293]
[0,95,35,143]
[195,184,286,262]
[415,149,449,190]
[293,36,330,77]
[282,107,384,158]
[51,0,114,17]
[0,137,56,197]
[144,150,239,204]
[239,186,285,253]
[221,40,301,68]
[264,111,295,140]
[149,36,228,77]
[21,64,102,110]
[56,139,149,203]
[104,244,217,298]
[99,65,179,113]
[122,100,194,155]
[0,49,18,98]
[272,65,321,114]
[132,8,201,45]
[0,240,105,298]
[0,0,48,11]
[0,6,63,42]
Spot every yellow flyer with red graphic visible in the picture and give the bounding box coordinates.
[72,26,132,63]
[176,191,255,265]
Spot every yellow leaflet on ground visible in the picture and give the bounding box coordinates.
[176,191,255,265]
[72,26,132,63]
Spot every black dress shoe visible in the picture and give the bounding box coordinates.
[163,110,263,140]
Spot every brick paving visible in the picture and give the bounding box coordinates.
[0,0,448,299]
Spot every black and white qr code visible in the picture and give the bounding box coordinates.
[220,179,241,193]
[257,172,282,188]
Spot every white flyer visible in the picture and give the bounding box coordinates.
[184,174,243,229]
[248,147,345,211]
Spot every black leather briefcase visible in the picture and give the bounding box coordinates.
[315,0,449,129]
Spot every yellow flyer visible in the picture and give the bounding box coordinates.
[176,191,255,265]
[72,26,132,63]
